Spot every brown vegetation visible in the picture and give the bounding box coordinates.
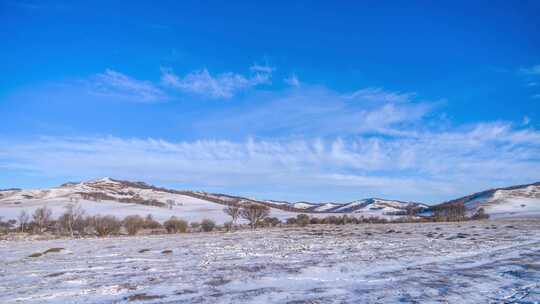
[240,204,270,229]
[200,219,216,232]
[164,216,188,233]
[123,215,145,235]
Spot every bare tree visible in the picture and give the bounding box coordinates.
[0,217,16,234]
[143,214,162,229]
[123,215,145,235]
[59,204,86,237]
[295,214,310,227]
[223,206,240,229]
[240,204,270,229]
[17,210,30,232]
[91,215,121,237]
[32,206,52,234]
[263,217,281,227]
[164,216,188,233]
[201,219,216,232]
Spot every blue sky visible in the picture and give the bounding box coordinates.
[1,1,539,203]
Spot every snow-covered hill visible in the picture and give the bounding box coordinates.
[0,178,303,224]
[282,198,426,219]
[1,178,539,223]
[431,182,540,219]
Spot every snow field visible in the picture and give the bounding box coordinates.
[1,220,539,303]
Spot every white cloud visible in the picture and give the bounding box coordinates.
[2,122,539,203]
[91,69,167,102]
[521,65,540,75]
[250,63,275,74]
[161,66,272,99]
[195,86,431,138]
[284,74,300,87]
[344,87,414,103]
[4,68,539,202]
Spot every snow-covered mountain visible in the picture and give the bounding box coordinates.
[0,178,342,224]
[285,198,426,216]
[1,178,539,222]
[431,182,540,219]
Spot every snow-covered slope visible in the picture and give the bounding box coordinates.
[2,178,539,223]
[0,178,426,222]
[313,203,340,212]
[432,182,540,219]
[0,178,303,224]
[330,198,426,219]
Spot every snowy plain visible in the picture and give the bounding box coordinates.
[1,220,539,303]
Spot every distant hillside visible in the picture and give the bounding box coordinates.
[428,182,540,219]
[1,178,539,221]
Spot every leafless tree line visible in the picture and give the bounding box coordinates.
[0,202,489,237]
[0,204,218,237]
[221,203,490,231]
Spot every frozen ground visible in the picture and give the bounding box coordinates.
[1,220,539,303]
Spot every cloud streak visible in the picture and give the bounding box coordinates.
[284,74,300,87]
[521,65,540,75]
[91,69,168,102]
[161,65,273,99]
[2,122,539,203]
[194,86,432,138]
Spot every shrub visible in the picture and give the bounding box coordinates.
[92,215,122,237]
[336,215,352,225]
[0,217,16,234]
[123,215,145,235]
[323,216,338,225]
[223,221,233,231]
[201,219,216,232]
[310,217,321,225]
[286,217,297,225]
[264,217,281,227]
[190,222,200,230]
[143,214,162,229]
[164,216,188,233]
[471,208,489,220]
[296,214,310,227]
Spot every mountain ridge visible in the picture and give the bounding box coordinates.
[1,178,539,220]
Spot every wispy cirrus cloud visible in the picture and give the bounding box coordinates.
[250,63,275,74]
[344,87,414,103]
[518,65,540,99]
[195,86,432,138]
[161,65,273,99]
[284,73,300,87]
[520,64,540,75]
[91,69,168,102]
[3,64,539,202]
[2,121,539,203]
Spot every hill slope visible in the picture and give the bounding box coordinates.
[0,178,303,224]
[1,178,539,222]
[430,182,540,219]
